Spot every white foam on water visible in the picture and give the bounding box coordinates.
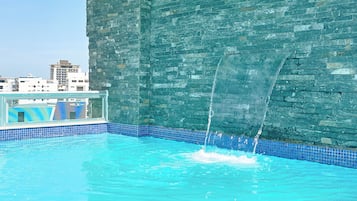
[190,149,258,167]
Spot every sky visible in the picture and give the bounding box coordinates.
[0,0,88,79]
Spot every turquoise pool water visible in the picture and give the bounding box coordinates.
[0,133,356,201]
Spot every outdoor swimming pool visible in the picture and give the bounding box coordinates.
[0,133,356,201]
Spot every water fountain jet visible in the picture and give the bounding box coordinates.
[252,54,290,154]
[204,56,223,149]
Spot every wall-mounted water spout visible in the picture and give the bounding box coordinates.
[253,54,290,154]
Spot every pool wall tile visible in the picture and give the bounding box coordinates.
[105,123,357,169]
[115,123,357,169]
[107,123,150,137]
[0,123,108,141]
[145,126,256,152]
[255,139,357,169]
[139,125,150,136]
[1,123,357,169]
[108,123,139,137]
[149,126,206,144]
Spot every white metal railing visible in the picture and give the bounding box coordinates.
[0,91,108,127]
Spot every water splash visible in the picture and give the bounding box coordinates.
[252,54,290,154]
[190,149,257,167]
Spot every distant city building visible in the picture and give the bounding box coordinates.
[50,61,89,118]
[0,76,15,92]
[16,75,58,92]
[67,72,89,104]
[2,60,90,122]
[67,72,89,92]
[50,60,80,91]
[16,75,58,104]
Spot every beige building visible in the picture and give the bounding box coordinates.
[50,60,80,91]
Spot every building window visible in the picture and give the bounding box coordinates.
[70,112,76,119]
[18,112,25,122]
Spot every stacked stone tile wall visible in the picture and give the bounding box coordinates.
[87,0,148,124]
[87,0,357,148]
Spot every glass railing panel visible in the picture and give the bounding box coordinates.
[0,91,108,128]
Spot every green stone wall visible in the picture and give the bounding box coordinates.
[87,0,151,124]
[87,0,357,148]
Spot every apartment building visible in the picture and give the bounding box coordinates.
[67,72,89,92]
[16,75,58,104]
[50,60,80,91]
[66,72,89,104]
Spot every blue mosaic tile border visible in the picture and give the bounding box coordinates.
[108,123,150,137]
[149,126,206,144]
[256,139,357,169]
[148,126,254,152]
[206,133,255,153]
[107,123,357,169]
[1,122,356,169]
[0,123,108,141]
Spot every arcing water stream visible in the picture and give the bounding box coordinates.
[252,55,290,154]
[202,53,290,157]
[203,57,223,149]
[196,55,257,166]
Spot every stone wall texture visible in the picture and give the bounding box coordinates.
[87,0,357,148]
